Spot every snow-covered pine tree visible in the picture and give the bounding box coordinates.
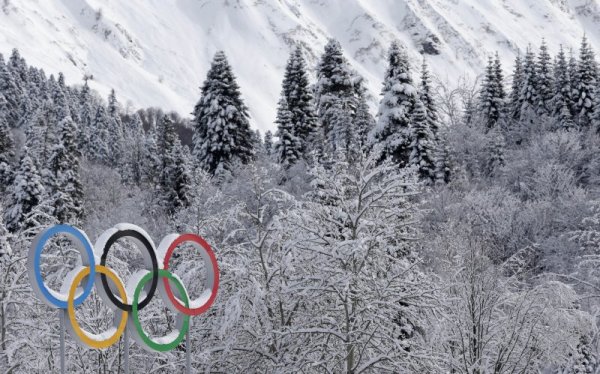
[4,147,45,232]
[353,92,375,153]
[7,49,28,95]
[78,81,95,152]
[370,41,417,167]
[282,46,318,156]
[536,39,554,116]
[157,115,177,191]
[0,54,20,128]
[264,130,273,157]
[510,52,524,120]
[519,46,539,121]
[493,52,506,102]
[170,140,192,213]
[47,116,84,222]
[275,96,302,168]
[106,89,124,166]
[89,105,110,163]
[420,59,440,141]
[553,45,575,130]
[314,39,362,156]
[478,55,504,129]
[192,51,254,175]
[143,127,161,185]
[409,98,436,184]
[568,49,579,118]
[122,112,145,185]
[435,126,452,184]
[0,94,14,189]
[572,35,598,128]
[0,203,11,260]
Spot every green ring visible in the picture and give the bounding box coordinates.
[131,269,190,352]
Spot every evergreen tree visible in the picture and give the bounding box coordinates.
[0,203,11,260]
[275,96,302,168]
[371,41,417,166]
[572,35,597,128]
[0,54,19,128]
[8,49,28,95]
[435,127,452,184]
[282,47,318,156]
[89,105,110,163]
[536,40,554,115]
[264,130,273,156]
[0,95,14,190]
[353,92,375,152]
[420,59,440,140]
[553,45,575,130]
[493,52,506,101]
[47,116,84,222]
[192,51,254,175]
[170,141,192,213]
[143,128,161,185]
[107,89,124,165]
[4,147,45,232]
[78,81,95,152]
[478,55,504,129]
[568,49,579,117]
[519,47,538,121]
[510,52,524,120]
[409,99,436,184]
[315,39,362,155]
[158,115,177,185]
[122,113,146,185]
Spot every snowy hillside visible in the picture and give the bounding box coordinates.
[1,0,598,131]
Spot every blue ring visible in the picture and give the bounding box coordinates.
[34,225,96,308]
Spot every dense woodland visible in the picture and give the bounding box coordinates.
[1,35,600,373]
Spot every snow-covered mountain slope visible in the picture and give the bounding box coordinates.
[1,0,599,131]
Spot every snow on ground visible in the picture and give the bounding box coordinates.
[1,0,598,132]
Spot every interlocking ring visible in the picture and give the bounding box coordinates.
[27,223,220,352]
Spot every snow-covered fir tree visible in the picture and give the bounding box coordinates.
[122,112,146,185]
[192,51,254,175]
[0,54,19,128]
[0,96,14,189]
[78,81,95,152]
[519,46,539,121]
[510,52,524,120]
[281,46,318,156]
[47,116,84,222]
[353,92,375,153]
[4,147,45,232]
[478,55,504,129]
[314,39,362,155]
[536,39,554,115]
[274,96,301,168]
[409,99,436,184]
[370,41,417,167]
[572,35,597,128]
[553,45,575,130]
[88,105,110,163]
[263,130,273,156]
[106,89,124,166]
[0,203,10,260]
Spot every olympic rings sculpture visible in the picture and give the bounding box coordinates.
[27,223,219,352]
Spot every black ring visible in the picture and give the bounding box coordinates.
[100,229,159,312]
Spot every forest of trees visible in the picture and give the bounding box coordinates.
[1,34,600,372]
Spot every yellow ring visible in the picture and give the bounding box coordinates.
[67,265,128,349]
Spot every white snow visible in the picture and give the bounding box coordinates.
[0,0,598,132]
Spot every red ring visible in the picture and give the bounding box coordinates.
[162,233,219,316]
